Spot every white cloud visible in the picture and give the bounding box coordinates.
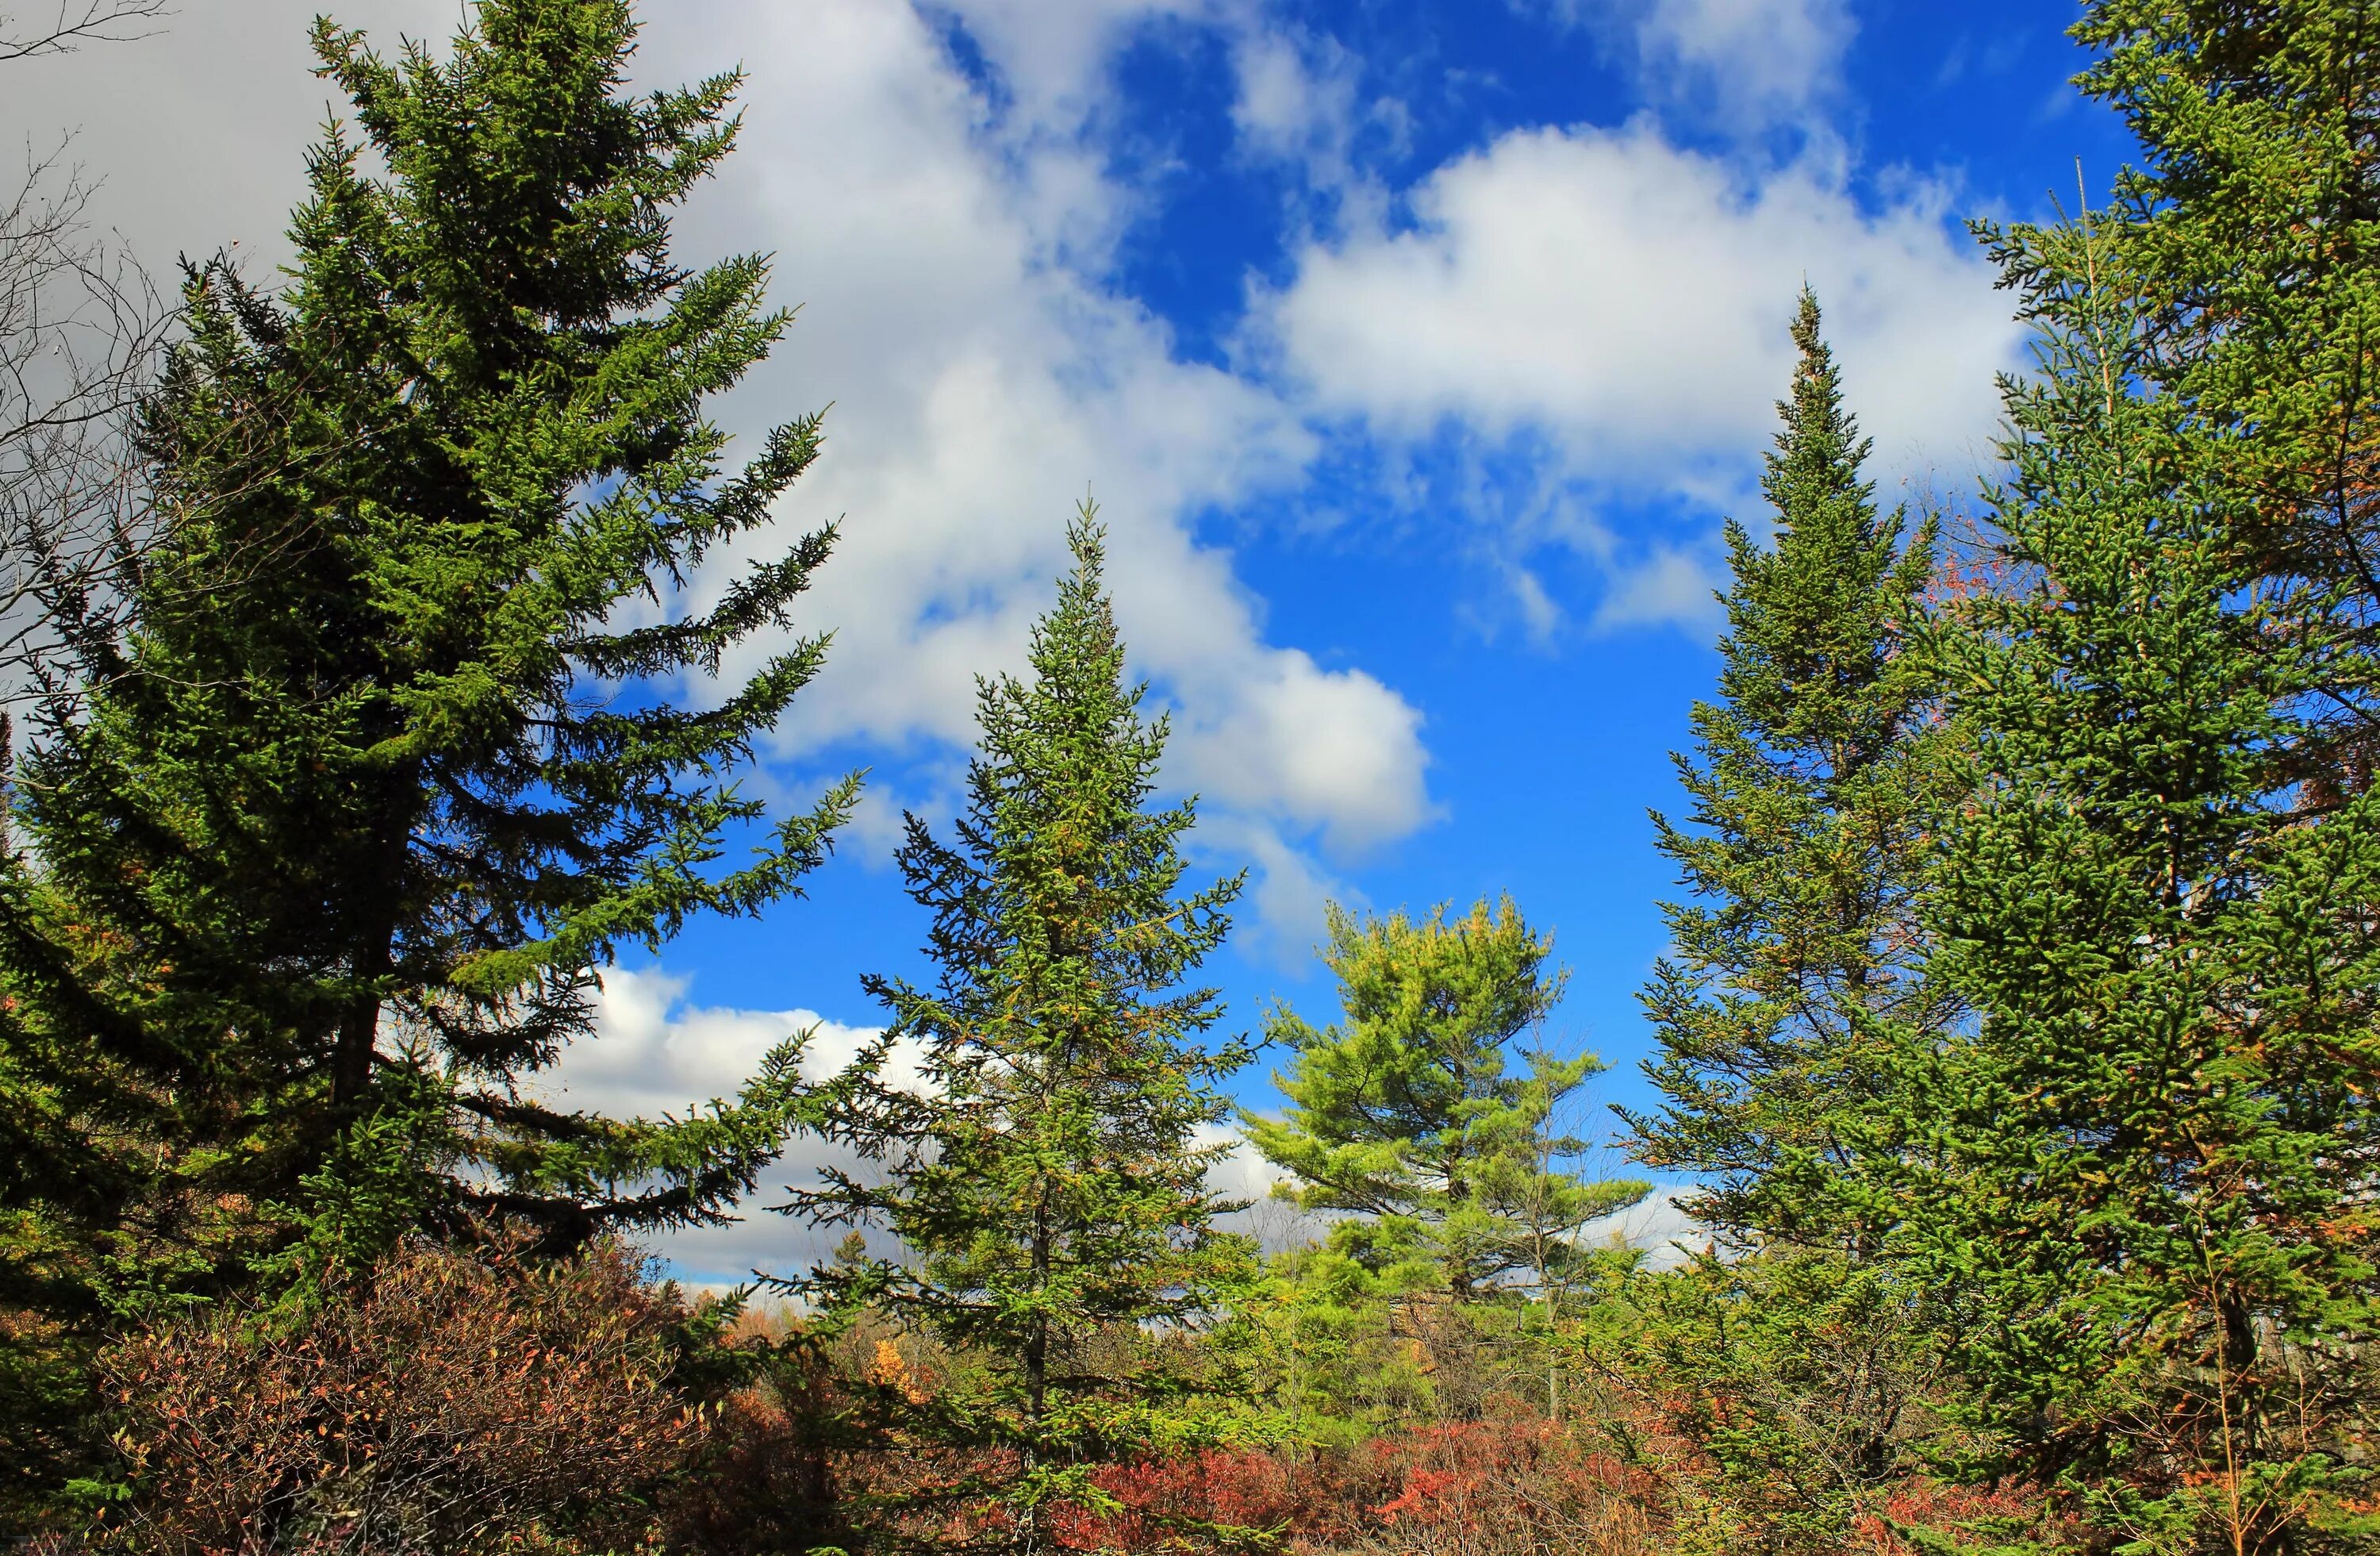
[1630,0,1854,127]
[1536,0,1856,132]
[931,0,1230,132]
[1229,25,1373,189]
[536,966,879,1123]
[620,0,1433,928]
[1191,810,1355,970]
[520,967,889,1282]
[0,0,1438,946]
[1232,27,1328,152]
[1594,545,1725,634]
[1256,120,2021,556]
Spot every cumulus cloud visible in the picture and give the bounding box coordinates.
[928,0,1233,132]
[623,0,1434,922]
[1228,22,1387,206]
[1628,0,1855,127]
[1536,0,1856,132]
[0,0,1438,946]
[1257,120,2021,510]
[520,967,886,1282]
[537,966,880,1124]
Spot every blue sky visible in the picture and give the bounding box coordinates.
[4,0,2139,1277]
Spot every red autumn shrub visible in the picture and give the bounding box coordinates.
[1051,1414,1664,1556]
[1859,1477,2079,1556]
[1330,1418,1659,1556]
[90,1234,701,1556]
[660,1332,850,1556]
[1049,1449,1303,1552]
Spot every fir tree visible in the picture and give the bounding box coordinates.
[790,512,1257,1553]
[1245,897,1649,1303]
[1623,288,1950,1254]
[0,0,852,1488]
[1906,197,2380,1552]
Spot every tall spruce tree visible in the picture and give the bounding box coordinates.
[1606,293,1956,1556]
[789,513,1257,1553]
[1245,897,1649,1304]
[2073,0,2380,798]
[0,0,851,1462]
[1623,289,1949,1253]
[1904,194,2380,1552]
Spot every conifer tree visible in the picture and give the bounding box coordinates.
[2073,0,2380,797]
[1608,294,1955,1554]
[1905,197,2380,1552]
[1623,289,1948,1252]
[790,513,1257,1552]
[0,0,850,1395]
[1246,897,1648,1303]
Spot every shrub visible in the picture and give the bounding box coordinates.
[89,1233,701,1556]
[1045,1414,1664,1556]
[659,1311,850,1556]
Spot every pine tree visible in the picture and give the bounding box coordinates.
[0,0,852,1485]
[790,512,1257,1552]
[1245,897,1649,1304]
[1622,289,1949,1254]
[1904,196,2380,1552]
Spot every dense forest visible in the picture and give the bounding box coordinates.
[2,1,2378,1554]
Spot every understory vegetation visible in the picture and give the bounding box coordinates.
[4,1,2378,1554]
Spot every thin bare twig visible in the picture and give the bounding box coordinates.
[0,0,171,63]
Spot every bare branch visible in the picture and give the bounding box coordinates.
[0,142,169,709]
[0,0,171,62]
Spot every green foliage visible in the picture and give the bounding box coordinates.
[2073,0,2380,792]
[1625,288,1951,1254]
[1598,1248,1942,1556]
[791,511,1261,1551]
[24,0,846,1264]
[1220,1242,1435,1443]
[0,0,850,1516]
[1246,897,1649,1303]
[1904,187,2380,1553]
[1604,291,1959,1556]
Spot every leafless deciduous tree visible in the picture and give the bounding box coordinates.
[0,145,167,705]
[0,2,177,710]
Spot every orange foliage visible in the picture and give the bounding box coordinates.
[1046,1416,1663,1556]
[84,1235,701,1556]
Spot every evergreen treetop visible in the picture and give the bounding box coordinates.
[790,510,1260,1552]
[1246,897,1648,1303]
[1624,288,1950,1252]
